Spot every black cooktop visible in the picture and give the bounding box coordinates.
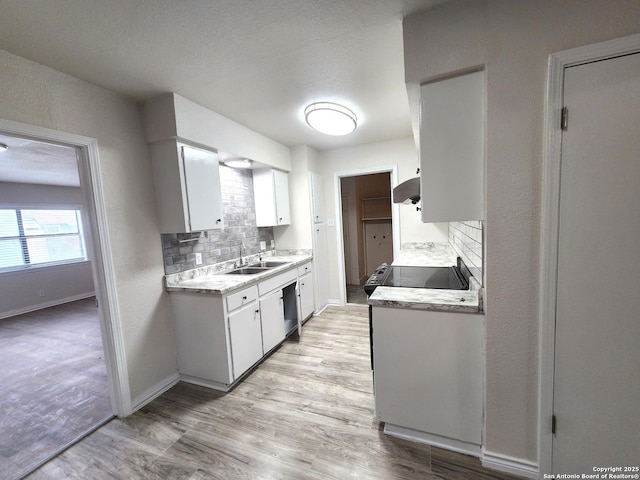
[364,261,469,296]
[383,265,468,289]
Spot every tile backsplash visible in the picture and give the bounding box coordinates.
[161,165,274,274]
[449,220,483,283]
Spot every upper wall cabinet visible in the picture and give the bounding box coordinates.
[310,172,325,224]
[253,168,291,227]
[150,139,224,233]
[420,70,484,223]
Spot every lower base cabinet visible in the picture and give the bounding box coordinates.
[260,290,286,354]
[170,262,315,391]
[372,306,483,456]
[228,302,263,379]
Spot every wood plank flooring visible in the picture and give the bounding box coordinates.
[0,298,112,480]
[27,305,522,480]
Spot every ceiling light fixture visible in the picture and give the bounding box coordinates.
[0,143,8,152]
[304,102,357,136]
[224,158,253,169]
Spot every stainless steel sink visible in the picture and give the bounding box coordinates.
[225,267,269,275]
[248,261,290,268]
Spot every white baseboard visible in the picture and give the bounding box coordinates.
[180,374,231,393]
[383,423,481,458]
[130,372,180,413]
[0,292,96,320]
[482,451,539,479]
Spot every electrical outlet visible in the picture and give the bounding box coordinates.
[195,253,203,265]
[38,290,45,297]
[260,241,266,251]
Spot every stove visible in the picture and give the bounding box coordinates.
[363,259,469,296]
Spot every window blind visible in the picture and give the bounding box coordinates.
[0,208,87,271]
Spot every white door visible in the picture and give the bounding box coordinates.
[298,272,314,321]
[364,221,393,275]
[259,290,285,353]
[313,223,329,311]
[310,172,325,223]
[273,170,290,225]
[181,145,223,231]
[552,52,640,473]
[228,304,263,380]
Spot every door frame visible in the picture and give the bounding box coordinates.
[538,33,640,473]
[333,165,399,306]
[0,117,131,417]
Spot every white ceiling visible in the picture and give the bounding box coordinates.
[0,134,80,188]
[0,0,444,186]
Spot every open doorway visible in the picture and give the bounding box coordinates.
[339,171,395,305]
[0,125,125,478]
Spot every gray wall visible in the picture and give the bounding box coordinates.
[1,48,176,404]
[161,165,274,274]
[0,182,95,318]
[404,0,640,465]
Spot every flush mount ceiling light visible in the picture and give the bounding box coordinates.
[0,143,8,152]
[304,102,357,136]
[224,158,253,169]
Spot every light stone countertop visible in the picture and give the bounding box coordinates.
[164,251,313,295]
[367,243,483,313]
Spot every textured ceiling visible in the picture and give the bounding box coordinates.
[0,0,445,186]
[0,134,79,187]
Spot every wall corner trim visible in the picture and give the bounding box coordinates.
[130,372,180,414]
[482,451,539,479]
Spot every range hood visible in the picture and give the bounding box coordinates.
[393,177,420,204]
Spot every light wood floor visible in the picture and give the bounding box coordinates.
[27,305,522,480]
[0,298,112,480]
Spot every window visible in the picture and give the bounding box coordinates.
[0,208,87,271]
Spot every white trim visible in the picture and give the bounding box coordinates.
[0,292,95,320]
[131,373,181,411]
[0,118,131,417]
[383,423,481,458]
[333,165,400,306]
[482,451,539,479]
[539,33,640,474]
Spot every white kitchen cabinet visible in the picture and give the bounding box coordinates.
[372,306,483,455]
[228,302,264,378]
[310,172,325,224]
[170,262,313,391]
[150,139,224,233]
[420,70,484,223]
[259,289,285,353]
[253,168,290,226]
[297,271,314,321]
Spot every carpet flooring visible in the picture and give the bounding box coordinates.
[0,298,113,480]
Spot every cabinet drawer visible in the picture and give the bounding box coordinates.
[297,262,312,277]
[259,268,297,296]
[226,285,258,312]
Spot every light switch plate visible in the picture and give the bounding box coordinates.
[195,252,203,265]
[260,241,266,251]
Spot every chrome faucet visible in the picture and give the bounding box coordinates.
[239,241,246,266]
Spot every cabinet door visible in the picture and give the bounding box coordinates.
[373,307,482,446]
[273,169,291,225]
[181,145,224,231]
[298,272,314,320]
[420,70,484,222]
[259,290,285,353]
[310,172,325,223]
[228,303,263,380]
